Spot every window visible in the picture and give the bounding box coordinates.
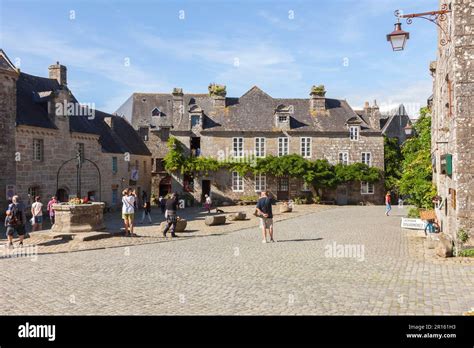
[349,126,359,141]
[191,115,201,127]
[361,152,372,166]
[254,174,266,192]
[139,127,149,141]
[28,186,40,199]
[143,160,147,173]
[278,115,288,123]
[112,157,118,174]
[338,151,349,165]
[77,143,85,162]
[255,137,266,157]
[361,182,374,194]
[300,137,311,158]
[278,137,289,156]
[233,137,244,158]
[232,171,244,192]
[151,107,162,116]
[33,139,43,161]
[112,189,118,205]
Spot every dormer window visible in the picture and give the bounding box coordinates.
[349,126,360,141]
[191,115,201,127]
[151,107,163,117]
[275,104,291,129]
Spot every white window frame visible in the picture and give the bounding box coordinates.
[33,139,43,161]
[361,152,372,166]
[349,126,360,141]
[232,171,244,192]
[255,137,266,158]
[277,114,289,123]
[361,181,374,195]
[278,137,289,156]
[338,151,349,165]
[232,137,244,158]
[300,137,312,158]
[254,174,266,192]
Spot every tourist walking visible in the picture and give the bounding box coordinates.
[141,197,152,224]
[385,191,392,216]
[162,192,179,238]
[122,188,136,237]
[31,196,43,231]
[5,195,27,248]
[256,191,275,243]
[204,194,212,214]
[47,196,58,226]
[159,196,166,214]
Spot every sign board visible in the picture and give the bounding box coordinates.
[401,218,427,230]
[6,185,16,200]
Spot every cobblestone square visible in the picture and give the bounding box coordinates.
[1,206,473,315]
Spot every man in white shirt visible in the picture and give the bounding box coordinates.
[31,196,43,231]
[122,189,136,237]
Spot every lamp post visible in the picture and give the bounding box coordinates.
[404,123,413,137]
[387,4,451,51]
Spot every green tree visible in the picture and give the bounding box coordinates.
[384,136,403,191]
[399,107,437,208]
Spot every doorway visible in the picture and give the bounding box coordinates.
[277,177,289,201]
[336,185,348,205]
[191,137,201,157]
[159,175,172,197]
[201,180,211,203]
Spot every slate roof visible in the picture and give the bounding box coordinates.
[0,49,18,73]
[116,86,379,134]
[380,104,412,143]
[14,70,150,156]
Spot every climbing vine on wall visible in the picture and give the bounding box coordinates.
[164,137,382,189]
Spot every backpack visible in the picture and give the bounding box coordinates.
[8,203,23,226]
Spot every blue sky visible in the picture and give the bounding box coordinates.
[1,0,438,116]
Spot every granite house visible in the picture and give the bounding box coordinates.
[0,50,151,211]
[116,84,385,205]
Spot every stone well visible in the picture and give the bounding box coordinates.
[51,202,106,233]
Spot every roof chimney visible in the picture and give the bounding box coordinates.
[209,83,226,108]
[310,85,326,113]
[49,61,67,86]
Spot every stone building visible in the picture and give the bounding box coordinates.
[116,84,385,205]
[356,102,412,145]
[430,0,474,238]
[0,50,151,212]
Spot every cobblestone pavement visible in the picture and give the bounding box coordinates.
[0,204,333,254]
[1,206,473,315]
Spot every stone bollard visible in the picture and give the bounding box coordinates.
[160,219,187,233]
[227,212,246,221]
[279,203,293,213]
[435,233,453,258]
[205,215,226,226]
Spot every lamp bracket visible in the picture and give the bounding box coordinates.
[394,4,452,46]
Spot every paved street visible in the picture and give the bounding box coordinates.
[1,206,473,315]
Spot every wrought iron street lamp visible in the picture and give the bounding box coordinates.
[387,20,410,51]
[404,123,413,136]
[387,4,452,51]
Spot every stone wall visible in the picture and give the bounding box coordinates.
[14,125,151,210]
[431,0,474,238]
[0,69,18,211]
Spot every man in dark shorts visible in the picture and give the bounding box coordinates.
[163,193,179,238]
[256,191,275,243]
[5,195,27,248]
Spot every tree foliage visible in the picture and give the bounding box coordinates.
[384,136,403,191]
[398,107,437,208]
